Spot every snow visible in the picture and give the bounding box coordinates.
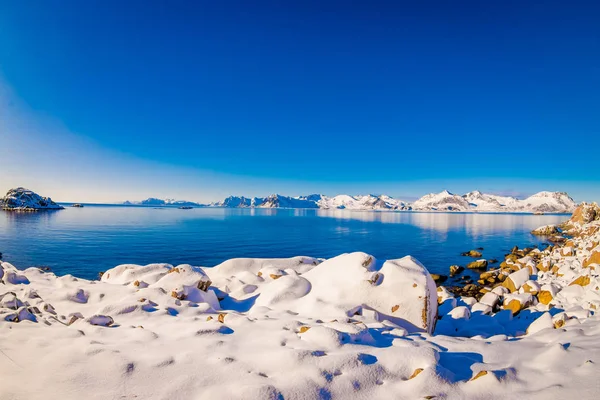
[1,204,599,399]
[0,205,600,399]
[1,187,64,210]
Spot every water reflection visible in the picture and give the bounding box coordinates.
[314,209,568,234]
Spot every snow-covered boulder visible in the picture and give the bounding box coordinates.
[285,252,438,333]
[1,187,63,210]
[531,225,559,236]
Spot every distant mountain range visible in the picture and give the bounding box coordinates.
[123,190,577,213]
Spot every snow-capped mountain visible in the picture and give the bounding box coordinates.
[212,196,264,208]
[514,191,576,213]
[412,190,576,213]
[123,198,203,207]
[120,190,577,213]
[1,188,64,210]
[258,194,319,209]
[317,194,410,210]
[412,190,471,211]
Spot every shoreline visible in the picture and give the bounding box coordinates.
[1,203,599,399]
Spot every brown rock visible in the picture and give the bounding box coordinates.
[569,275,591,287]
[538,290,553,305]
[462,250,483,258]
[409,368,424,380]
[471,370,488,381]
[504,299,523,315]
[583,251,600,268]
[449,265,464,276]
[467,260,488,270]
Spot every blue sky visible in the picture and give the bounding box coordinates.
[0,1,598,203]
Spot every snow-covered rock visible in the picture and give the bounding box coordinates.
[1,187,64,210]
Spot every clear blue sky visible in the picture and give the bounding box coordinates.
[0,0,598,202]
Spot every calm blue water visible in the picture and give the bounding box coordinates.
[0,206,568,281]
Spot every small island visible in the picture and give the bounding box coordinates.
[0,188,64,211]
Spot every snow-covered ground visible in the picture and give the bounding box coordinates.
[1,203,599,399]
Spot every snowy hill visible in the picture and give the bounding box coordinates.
[0,188,64,210]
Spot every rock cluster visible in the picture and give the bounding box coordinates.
[436,202,600,336]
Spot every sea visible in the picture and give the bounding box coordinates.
[0,205,568,281]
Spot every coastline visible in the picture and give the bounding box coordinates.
[1,204,599,399]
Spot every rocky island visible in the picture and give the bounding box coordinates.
[0,187,64,211]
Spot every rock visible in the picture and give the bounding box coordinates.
[467,259,488,270]
[409,368,424,379]
[522,280,540,295]
[461,250,483,258]
[488,259,498,264]
[471,302,492,314]
[449,265,464,276]
[448,306,471,320]
[531,225,559,236]
[568,202,600,225]
[502,268,531,293]
[87,315,114,326]
[479,292,500,308]
[583,251,600,268]
[526,312,553,335]
[569,275,591,287]
[503,293,533,315]
[430,274,448,284]
[548,235,567,244]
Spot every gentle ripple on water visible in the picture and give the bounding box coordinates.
[0,206,569,280]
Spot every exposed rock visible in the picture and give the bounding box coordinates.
[466,260,488,270]
[531,225,559,236]
[569,275,591,287]
[583,251,600,268]
[449,265,464,276]
[430,274,448,285]
[461,250,483,258]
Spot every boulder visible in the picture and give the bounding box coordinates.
[467,259,488,270]
[503,293,533,315]
[292,252,438,334]
[461,250,483,258]
[502,268,531,293]
[449,265,464,276]
[531,225,559,236]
